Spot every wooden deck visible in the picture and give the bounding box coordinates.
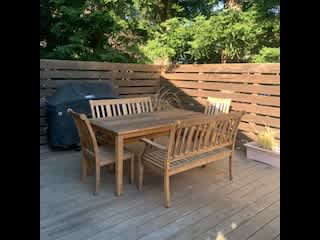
[40,140,280,240]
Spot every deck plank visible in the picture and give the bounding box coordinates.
[171,185,280,240]
[42,158,259,239]
[247,216,280,240]
[224,201,280,240]
[131,171,279,240]
[40,144,280,240]
[195,188,280,240]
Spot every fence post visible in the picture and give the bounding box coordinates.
[111,63,120,97]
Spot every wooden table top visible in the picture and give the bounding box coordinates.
[89,109,207,136]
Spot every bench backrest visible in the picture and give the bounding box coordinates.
[204,97,232,115]
[166,111,244,165]
[89,97,153,119]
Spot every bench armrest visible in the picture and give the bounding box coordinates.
[140,138,167,151]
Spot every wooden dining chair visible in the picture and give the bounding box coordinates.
[67,109,135,194]
[204,97,232,115]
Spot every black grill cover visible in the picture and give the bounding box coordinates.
[47,82,116,148]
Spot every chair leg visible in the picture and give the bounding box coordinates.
[229,154,233,181]
[87,160,94,176]
[138,156,144,191]
[164,173,170,208]
[81,156,88,182]
[95,166,100,195]
[129,155,135,184]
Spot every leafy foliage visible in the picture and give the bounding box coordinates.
[40,0,280,63]
[253,47,280,63]
[257,126,275,151]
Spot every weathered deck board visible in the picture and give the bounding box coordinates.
[224,201,280,240]
[196,188,280,240]
[273,234,280,240]
[40,139,280,240]
[247,215,280,240]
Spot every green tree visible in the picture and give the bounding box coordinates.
[142,0,279,63]
[40,0,280,63]
[253,47,280,63]
[41,0,144,62]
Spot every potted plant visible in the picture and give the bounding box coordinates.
[244,126,280,168]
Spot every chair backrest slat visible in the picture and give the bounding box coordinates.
[205,97,232,115]
[90,97,153,119]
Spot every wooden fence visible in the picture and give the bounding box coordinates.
[40,59,161,144]
[162,63,280,142]
[40,60,280,146]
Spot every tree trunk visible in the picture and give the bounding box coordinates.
[159,0,173,22]
[225,0,242,11]
[221,49,227,63]
[166,0,173,19]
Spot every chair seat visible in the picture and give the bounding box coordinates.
[98,145,133,166]
[143,147,231,169]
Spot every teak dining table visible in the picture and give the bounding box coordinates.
[89,109,207,196]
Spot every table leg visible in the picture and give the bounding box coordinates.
[115,135,124,196]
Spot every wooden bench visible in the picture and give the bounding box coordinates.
[89,97,154,144]
[89,97,154,119]
[138,111,245,207]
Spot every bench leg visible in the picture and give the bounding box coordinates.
[164,173,170,208]
[129,155,135,184]
[81,156,88,183]
[95,165,100,195]
[138,156,144,191]
[229,154,233,181]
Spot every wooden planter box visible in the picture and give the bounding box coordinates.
[244,142,280,168]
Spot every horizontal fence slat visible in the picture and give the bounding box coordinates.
[239,122,280,139]
[164,63,280,74]
[40,59,161,71]
[115,72,160,79]
[116,64,161,72]
[120,94,155,98]
[231,102,280,117]
[40,80,113,89]
[118,87,158,94]
[168,80,280,95]
[41,59,117,70]
[162,73,280,84]
[188,97,280,117]
[40,70,112,79]
[180,89,280,106]
[242,114,280,128]
[116,80,160,87]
